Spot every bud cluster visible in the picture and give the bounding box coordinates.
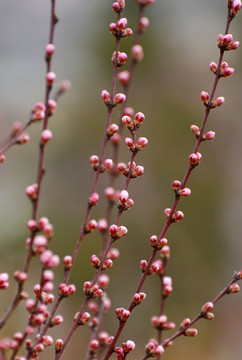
[118,161,144,178]
[109,18,132,39]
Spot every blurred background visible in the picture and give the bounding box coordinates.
[0,0,242,359]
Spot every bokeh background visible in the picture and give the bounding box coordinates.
[0,0,242,359]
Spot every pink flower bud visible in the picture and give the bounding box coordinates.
[109,22,117,33]
[0,154,6,163]
[200,91,209,104]
[112,2,120,12]
[114,93,126,105]
[222,66,234,77]
[184,328,198,337]
[136,136,148,150]
[179,188,191,197]
[119,190,129,204]
[174,210,184,221]
[91,254,101,268]
[214,96,225,107]
[107,123,119,136]
[33,111,45,121]
[204,131,215,140]
[161,245,170,260]
[164,208,171,217]
[209,61,218,74]
[172,180,181,190]
[201,301,214,313]
[87,219,98,231]
[118,70,130,86]
[109,224,118,237]
[117,225,128,237]
[139,16,149,31]
[27,219,36,231]
[11,120,22,135]
[41,129,53,145]
[101,90,111,105]
[227,283,240,293]
[232,0,242,14]
[190,125,200,137]
[45,43,55,57]
[117,17,128,30]
[98,274,110,289]
[16,133,30,145]
[43,223,54,238]
[125,137,135,150]
[226,41,239,50]
[55,339,63,352]
[131,44,144,62]
[97,218,108,232]
[46,71,56,86]
[48,99,57,114]
[123,340,135,352]
[223,34,233,45]
[123,107,135,117]
[89,192,99,206]
[14,270,27,283]
[25,183,38,200]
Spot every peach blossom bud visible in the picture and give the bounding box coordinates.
[158,238,168,248]
[46,71,56,86]
[109,22,117,33]
[150,235,158,247]
[107,124,119,137]
[0,154,6,163]
[90,339,99,353]
[109,224,118,237]
[16,133,30,144]
[118,70,130,86]
[122,115,132,127]
[117,17,128,30]
[190,124,200,135]
[11,120,22,135]
[33,111,45,121]
[87,219,98,231]
[43,223,54,238]
[41,129,52,145]
[33,102,46,112]
[226,41,239,50]
[133,165,144,177]
[164,208,171,217]
[112,2,120,12]
[45,43,55,57]
[123,340,135,352]
[227,283,240,293]
[139,16,149,31]
[25,183,38,200]
[232,0,242,14]
[40,250,60,268]
[104,186,115,200]
[153,345,165,356]
[172,180,181,190]
[91,254,101,268]
[55,339,63,352]
[123,107,135,117]
[89,192,99,205]
[107,247,120,259]
[140,259,148,271]
[90,155,99,170]
[204,312,215,320]
[117,225,128,237]
[114,93,126,105]
[123,28,133,37]
[34,343,44,352]
[38,217,49,230]
[118,0,125,8]
[223,33,233,45]
[184,328,198,337]
[42,335,53,346]
[222,67,234,77]
[179,188,191,197]
[27,219,37,231]
[48,99,57,114]
[14,271,27,283]
[134,111,145,125]
[204,131,215,140]
[131,44,144,62]
[101,90,111,105]
[180,317,191,328]
[209,61,218,74]
[77,311,91,325]
[201,301,214,313]
[125,137,135,150]
[63,255,72,270]
[161,245,170,259]
[98,274,110,289]
[214,96,225,107]
[119,190,129,204]
[200,91,209,105]
[136,136,148,150]
[97,218,108,232]
[174,210,184,221]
